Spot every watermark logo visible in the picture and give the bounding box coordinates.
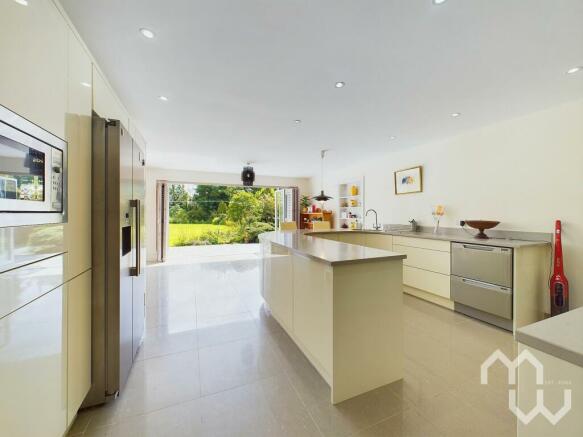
[481,349,571,425]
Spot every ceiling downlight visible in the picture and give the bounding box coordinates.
[140,28,155,39]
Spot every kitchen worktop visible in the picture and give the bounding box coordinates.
[259,231,406,266]
[311,228,550,249]
[516,307,583,368]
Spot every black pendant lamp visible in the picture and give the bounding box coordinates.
[241,162,255,186]
[313,150,332,202]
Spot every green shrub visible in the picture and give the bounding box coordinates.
[242,222,275,243]
[197,228,240,245]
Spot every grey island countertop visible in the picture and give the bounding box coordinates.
[516,307,583,368]
[259,230,406,266]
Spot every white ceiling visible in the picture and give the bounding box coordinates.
[61,0,583,178]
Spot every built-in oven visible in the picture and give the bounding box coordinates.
[0,105,67,227]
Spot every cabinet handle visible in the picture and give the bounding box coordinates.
[461,277,510,292]
[130,199,140,276]
[461,244,494,251]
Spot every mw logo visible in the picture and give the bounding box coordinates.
[481,349,572,425]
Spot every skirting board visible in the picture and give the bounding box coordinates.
[403,285,454,310]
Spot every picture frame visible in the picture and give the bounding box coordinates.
[394,165,423,195]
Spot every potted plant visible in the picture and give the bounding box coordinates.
[300,195,311,213]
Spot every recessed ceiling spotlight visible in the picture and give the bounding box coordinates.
[139,28,155,39]
[433,0,447,4]
[451,112,461,118]
[389,136,396,140]
[159,95,168,101]
[294,119,302,124]
[14,0,28,5]
[80,82,91,88]
[567,66,582,74]
[334,81,345,88]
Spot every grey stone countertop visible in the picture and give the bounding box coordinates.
[259,231,406,266]
[309,229,550,249]
[516,307,583,368]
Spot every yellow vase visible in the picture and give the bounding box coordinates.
[350,185,359,196]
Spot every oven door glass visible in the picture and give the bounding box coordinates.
[0,121,59,213]
[0,134,46,202]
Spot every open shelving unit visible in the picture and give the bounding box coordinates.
[299,211,333,229]
[338,178,364,229]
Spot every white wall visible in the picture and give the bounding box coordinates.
[146,167,311,261]
[310,100,583,308]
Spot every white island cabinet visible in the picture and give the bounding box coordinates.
[516,308,583,437]
[259,231,405,404]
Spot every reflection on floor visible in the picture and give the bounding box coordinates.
[68,244,518,436]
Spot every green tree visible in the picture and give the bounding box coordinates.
[227,191,262,242]
[192,185,236,222]
[254,188,275,224]
[169,184,191,224]
[212,201,229,225]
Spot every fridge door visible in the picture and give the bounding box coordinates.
[131,140,146,359]
[108,122,135,395]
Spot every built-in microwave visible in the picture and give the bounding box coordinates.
[0,105,67,227]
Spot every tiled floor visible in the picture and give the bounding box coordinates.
[68,244,518,436]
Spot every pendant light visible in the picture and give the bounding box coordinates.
[241,162,255,186]
[313,149,332,202]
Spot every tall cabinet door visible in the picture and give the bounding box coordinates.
[131,141,146,359]
[0,286,67,437]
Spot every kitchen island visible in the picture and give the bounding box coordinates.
[259,230,406,404]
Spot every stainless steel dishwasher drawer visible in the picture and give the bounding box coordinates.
[451,242,513,287]
[451,276,512,319]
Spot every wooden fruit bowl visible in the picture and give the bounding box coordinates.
[465,220,500,239]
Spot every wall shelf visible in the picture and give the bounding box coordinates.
[338,178,364,229]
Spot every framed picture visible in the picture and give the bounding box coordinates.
[394,165,423,195]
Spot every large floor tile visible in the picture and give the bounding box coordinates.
[198,336,283,395]
[307,384,411,437]
[136,325,198,361]
[186,374,321,436]
[355,407,444,437]
[196,311,260,349]
[116,350,201,418]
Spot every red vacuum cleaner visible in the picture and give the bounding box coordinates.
[550,220,569,316]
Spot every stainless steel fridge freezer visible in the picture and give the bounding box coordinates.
[85,114,146,406]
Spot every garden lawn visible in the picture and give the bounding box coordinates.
[169,223,234,247]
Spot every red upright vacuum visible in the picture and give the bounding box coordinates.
[550,220,569,316]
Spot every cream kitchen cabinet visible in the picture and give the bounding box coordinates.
[393,236,452,305]
[0,286,67,437]
[393,244,450,275]
[66,270,92,426]
[393,236,450,253]
[364,233,393,251]
[402,265,451,299]
[0,0,68,138]
[267,245,293,333]
[64,31,92,280]
[292,254,334,379]
[336,232,366,246]
[93,65,130,128]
